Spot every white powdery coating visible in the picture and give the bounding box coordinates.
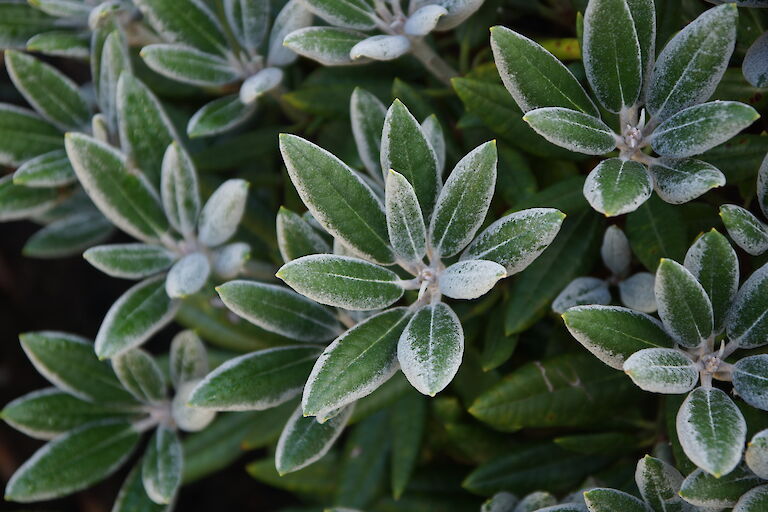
[721,204,768,256]
[583,159,652,217]
[619,272,657,313]
[654,259,713,347]
[350,35,411,61]
[240,67,284,104]
[172,380,216,432]
[398,302,464,396]
[649,158,725,205]
[746,431,768,479]
[13,150,75,188]
[275,403,354,475]
[623,348,698,394]
[303,0,376,30]
[676,387,746,478]
[142,426,182,505]
[169,329,208,387]
[197,179,249,247]
[133,0,226,52]
[680,466,761,508]
[83,243,176,280]
[404,5,447,35]
[726,263,768,348]
[385,170,427,266]
[635,456,686,511]
[161,142,200,237]
[552,277,611,315]
[283,27,369,66]
[267,0,314,67]
[140,45,240,87]
[213,242,250,278]
[350,87,387,177]
[276,209,330,263]
[733,355,768,410]
[439,260,506,300]
[412,0,484,31]
[2,388,77,440]
[734,485,768,512]
[601,225,631,277]
[513,491,557,512]
[165,252,210,298]
[744,32,768,87]
[112,349,165,403]
[758,152,768,219]
[421,115,446,174]
[523,107,618,155]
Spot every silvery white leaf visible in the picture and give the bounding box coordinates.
[404,5,447,36]
[172,379,216,432]
[601,225,631,277]
[239,67,284,105]
[212,242,250,278]
[421,115,446,174]
[746,430,768,479]
[619,272,657,313]
[412,0,485,31]
[197,179,249,247]
[165,252,210,298]
[552,277,611,314]
[623,348,698,394]
[161,142,200,238]
[224,0,269,54]
[385,170,427,267]
[91,113,109,143]
[350,35,411,61]
[744,32,768,88]
[350,87,387,179]
[757,152,768,219]
[439,260,507,300]
[268,0,314,67]
[169,330,208,387]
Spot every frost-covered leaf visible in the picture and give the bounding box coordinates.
[0,104,63,166]
[140,44,240,87]
[430,141,497,258]
[113,348,166,404]
[84,243,176,279]
[601,225,631,277]
[515,492,556,512]
[350,87,386,178]
[415,0,483,31]
[96,31,131,133]
[651,101,759,158]
[13,149,75,188]
[439,260,506,300]
[171,380,215,432]
[165,252,210,298]
[4,420,140,503]
[676,386,746,477]
[385,170,427,267]
[95,275,179,359]
[303,307,411,418]
[169,330,207,387]
[552,277,611,314]
[583,488,649,512]
[303,0,376,29]
[619,272,657,313]
[142,426,182,504]
[734,485,768,512]
[727,262,768,349]
[217,280,340,342]
[482,491,518,511]
[746,430,768,479]
[240,67,284,104]
[0,2,55,50]
[351,34,410,61]
[187,95,255,138]
[197,179,249,247]
[27,31,89,59]
[490,26,599,116]
[655,259,713,348]
[23,212,114,259]
[720,204,768,256]
[523,108,617,155]
[161,142,199,237]
[733,355,768,411]
[684,229,738,333]
[648,158,725,204]
[744,32,768,88]
[582,0,643,112]
[224,0,269,54]
[562,305,675,370]
[5,50,90,131]
[623,348,698,394]
[275,403,354,474]
[277,207,332,262]
[404,5,447,36]
[421,115,445,174]
[280,134,393,264]
[277,254,403,311]
[0,174,58,221]
[212,242,250,278]
[647,4,738,121]
[133,0,227,55]
[679,463,761,508]
[635,455,692,512]
[65,133,170,244]
[583,158,652,217]
[398,302,464,396]
[284,27,369,66]
[189,346,322,411]
[758,153,768,219]
[381,100,440,217]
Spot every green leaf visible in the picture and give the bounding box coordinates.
[647,4,738,121]
[728,262,768,349]
[635,455,690,512]
[490,26,599,116]
[733,355,768,411]
[26,31,89,59]
[679,463,761,508]
[268,0,314,67]
[0,2,55,49]
[113,463,167,512]
[350,87,386,178]
[523,108,617,155]
[116,74,178,187]
[188,345,322,411]
[623,348,698,394]
[684,229,738,333]
[4,420,140,502]
[398,302,464,397]
[197,178,249,247]
[583,158,652,217]
[275,404,354,474]
[217,280,340,342]
[583,488,649,512]
[1,388,135,440]
[335,410,390,508]
[0,104,62,166]
[160,142,199,237]
[563,305,675,370]
[655,258,713,347]
[582,0,643,112]
[140,44,239,87]
[187,95,255,138]
[746,430,768,479]
[744,32,768,88]
[24,212,114,259]
[0,174,58,221]
[303,0,376,30]
[95,275,179,359]
[515,491,558,512]
[19,331,136,404]
[84,243,176,279]
[735,485,768,512]
[720,205,768,256]
[277,255,403,311]
[133,0,227,55]
[280,134,393,264]
[381,100,440,217]
[651,101,759,158]
[224,0,269,53]
[385,170,427,267]
[113,349,166,404]
[13,149,75,187]
[676,386,746,477]
[169,330,208,387]
[469,352,639,431]
[625,195,688,271]
[390,391,426,499]
[648,158,725,204]
[429,141,497,258]
[96,30,132,134]
[142,426,182,504]
[276,207,332,262]
[65,133,170,244]
[5,50,90,131]
[303,307,411,418]
[283,27,368,66]
[553,276,611,314]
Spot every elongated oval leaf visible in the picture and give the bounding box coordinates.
[224,0,269,54]
[601,225,631,277]
[648,158,725,204]
[679,464,761,508]
[746,430,768,480]
[0,174,58,221]
[720,204,768,256]
[734,485,768,512]
[385,170,427,267]
[351,87,386,178]
[267,0,314,67]
[169,330,208,387]
[583,488,649,512]
[197,179,249,247]
[635,455,690,512]
[655,258,713,348]
[727,262,768,349]
[165,252,210,298]
[13,149,75,187]
[584,158,652,217]
[439,260,506,300]
[552,277,611,314]
[302,0,376,29]
[623,348,699,394]
[142,426,182,504]
[133,0,227,55]
[733,355,768,411]
[140,44,239,87]
[523,108,617,155]
[161,142,199,237]
[283,27,369,66]
[113,348,166,404]
[187,94,256,139]
[0,104,62,166]
[84,243,176,280]
[276,207,332,262]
